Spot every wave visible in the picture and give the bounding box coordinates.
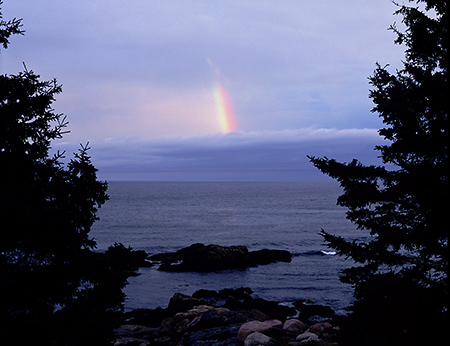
[294,250,337,256]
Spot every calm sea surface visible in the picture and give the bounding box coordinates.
[91,181,358,314]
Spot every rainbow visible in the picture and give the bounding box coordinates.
[213,81,237,133]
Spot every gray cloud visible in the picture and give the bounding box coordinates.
[55,128,385,181]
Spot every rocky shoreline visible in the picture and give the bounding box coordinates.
[114,287,344,346]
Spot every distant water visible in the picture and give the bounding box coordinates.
[91,181,358,314]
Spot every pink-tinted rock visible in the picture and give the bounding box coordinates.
[309,321,332,337]
[283,319,306,335]
[244,332,272,346]
[296,331,319,342]
[238,319,282,341]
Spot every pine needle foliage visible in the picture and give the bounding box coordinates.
[0,4,133,345]
[309,1,448,345]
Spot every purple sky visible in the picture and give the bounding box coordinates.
[1,1,405,181]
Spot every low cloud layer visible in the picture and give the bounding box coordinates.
[55,128,385,181]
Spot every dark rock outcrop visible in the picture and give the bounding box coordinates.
[150,243,250,272]
[167,293,207,314]
[147,243,291,272]
[293,299,335,321]
[249,248,292,265]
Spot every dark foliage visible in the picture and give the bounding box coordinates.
[0,5,132,345]
[309,1,448,345]
[0,1,24,50]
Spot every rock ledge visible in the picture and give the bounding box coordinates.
[147,243,292,272]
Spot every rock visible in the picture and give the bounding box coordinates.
[306,315,333,324]
[169,305,218,333]
[224,295,243,310]
[249,249,292,264]
[296,331,320,342]
[187,305,217,315]
[237,309,271,322]
[218,287,253,299]
[124,307,169,327]
[194,309,226,330]
[192,289,220,299]
[114,324,157,338]
[283,319,306,335]
[216,287,253,310]
[244,331,272,346]
[187,315,202,330]
[153,335,171,345]
[293,300,334,319]
[105,245,152,276]
[159,317,174,335]
[113,337,150,346]
[238,319,283,341]
[167,293,206,313]
[309,321,333,338]
[175,318,191,333]
[183,324,242,345]
[242,296,296,321]
[265,326,291,339]
[149,243,251,272]
[114,290,342,346]
[130,250,153,267]
[147,243,293,272]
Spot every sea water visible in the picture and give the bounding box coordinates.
[91,181,358,314]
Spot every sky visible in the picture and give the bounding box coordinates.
[1,0,406,181]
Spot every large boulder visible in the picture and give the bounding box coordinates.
[237,320,282,341]
[283,318,306,335]
[296,331,320,342]
[309,321,333,338]
[244,331,272,346]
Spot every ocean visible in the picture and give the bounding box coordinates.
[91,181,358,314]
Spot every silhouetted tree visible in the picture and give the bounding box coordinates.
[0,1,24,49]
[309,1,447,345]
[0,4,132,345]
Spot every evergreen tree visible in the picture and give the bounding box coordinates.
[309,1,448,345]
[0,0,23,49]
[1,4,133,345]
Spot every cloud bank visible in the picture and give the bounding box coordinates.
[56,128,385,181]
